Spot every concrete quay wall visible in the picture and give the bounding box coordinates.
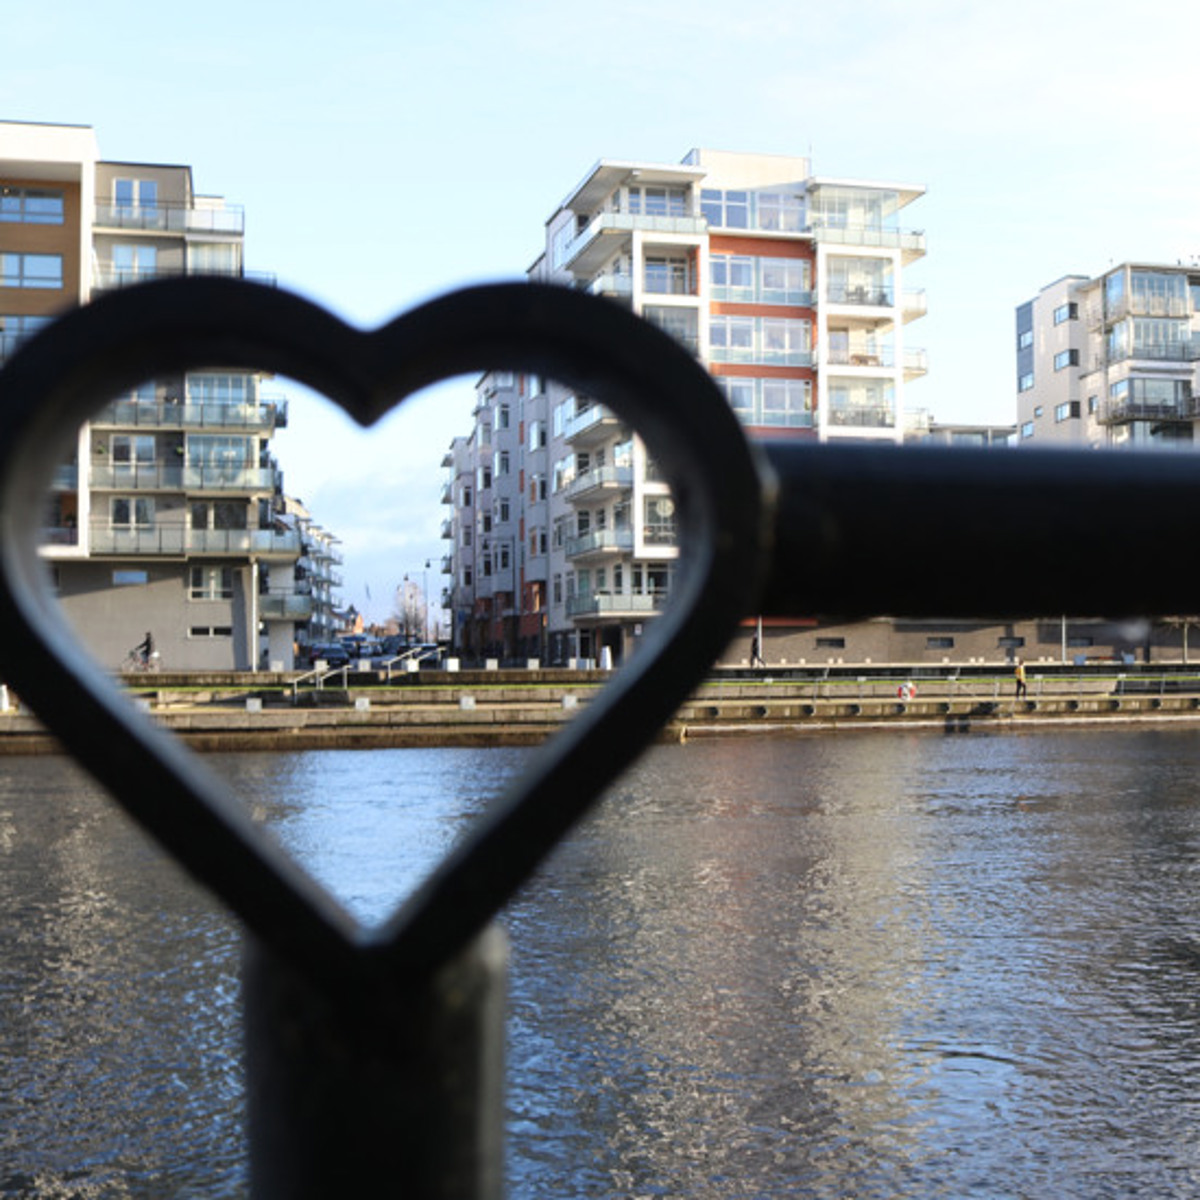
[4,667,1200,753]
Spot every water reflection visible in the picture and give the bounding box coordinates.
[3,732,1200,1196]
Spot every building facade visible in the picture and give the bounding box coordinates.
[1016,264,1200,448]
[2,121,338,670]
[442,148,927,665]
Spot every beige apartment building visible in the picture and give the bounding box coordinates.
[442,148,929,665]
[1016,264,1200,448]
[1,121,339,670]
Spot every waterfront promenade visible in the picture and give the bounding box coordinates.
[5,663,1200,753]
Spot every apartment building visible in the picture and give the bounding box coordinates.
[443,148,927,665]
[1,120,338,670]
[1016,264,1200,448]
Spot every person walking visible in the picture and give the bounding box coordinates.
[1014,657,1027,700]
[750,633,765,669]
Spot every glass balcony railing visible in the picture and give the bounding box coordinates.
[565,528,634,559]
[810,220,926,258]
[86,527,301,555]
[566,591,669,618]
[259,593,315,620]
[90,399,286,431]
[94,200,244,234]
[563,464,634,503]
[826,403,896,429]
[88,463,279,491]
[91,264,276,290]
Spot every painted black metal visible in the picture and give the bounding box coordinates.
[0,278,771,1195]
[759,440,1200,620]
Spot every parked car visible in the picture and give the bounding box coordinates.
[306,641,350,668]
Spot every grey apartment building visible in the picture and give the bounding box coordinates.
[1016,264,1200,448]
[1,121,339,670]
[441,148,929,666]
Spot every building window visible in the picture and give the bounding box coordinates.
[113,569,149,587]
[998,636,1026,648]
[111,243,157,284]
[189,625,233,639]
[1067,635,1095,648]
[1,252,63,289]
[114,178,158,212]
[1053,349,1080,371]
[495,403,510,430]
[1018,372,1035,392]
[494,450,510,476]
[1055,401,1081,422]
[627,185,688,217]
[0,185,64,225]
[1021,421,1035,439]
[111,433,156,466]
[1018,329,1033,350]
[190,565,234,600]
[111,496,155,528]
[926,636,955,650]
[644,256,692,295]
[1088,395,1098,413]
[815,636,845,649]
[1053,302,1078,325]
[1034,406,1044,418]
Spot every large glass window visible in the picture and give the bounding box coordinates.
[111,434,155,466]
[643,256,692,295]
[710,316,810,365]
[827,379,895,428]
[0,186,64,224]
[643,305,699,355]
[711,255,810,304]
[1,252,63,289]
[114,178,158,212]
[189,565,234,600]
[717,376,812,428]
[111,496,155,527]
[188,374,255,406]
[710,254,755,301]
[627,186,688,217]
[112,244,157,284]
[757,192,805,231]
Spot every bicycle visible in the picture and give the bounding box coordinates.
[121,649,160,673]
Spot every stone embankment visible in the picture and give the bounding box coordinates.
[4,665,1200,754]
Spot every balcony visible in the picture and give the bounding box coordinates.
[566,590,669,619]
[87,526,301,556]
[89,398,286,432]
[826,284,894,307]
[441,518,454,539]
[1098,396,1200,426]
[809,220,926,263]
[561,211,707,276]
[565,528,634,561]
[94,200,244,235]
[563,464,633,504]
[901,289,927,322]
[1109,340,1200,365]
[91,264,276,291]
[563,403,622,447]
[259,593,315,621]
[584,273,634,301]
[88,463,279,492]
[826,403,895,429]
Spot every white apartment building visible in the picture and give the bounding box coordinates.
[1016,264,1200,448]
[1,121,339,670]
[443,148,927,665]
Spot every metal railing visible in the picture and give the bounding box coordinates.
[5,276,1200,1195]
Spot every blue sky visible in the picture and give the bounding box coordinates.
[6,0,1198,622]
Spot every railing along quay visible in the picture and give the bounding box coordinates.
[3,278,1200,1195]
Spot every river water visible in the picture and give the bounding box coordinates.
[4,728,1200,1197]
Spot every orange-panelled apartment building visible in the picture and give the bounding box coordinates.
[442,148,928,666]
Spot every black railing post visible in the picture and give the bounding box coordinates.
[243,926,508,1198]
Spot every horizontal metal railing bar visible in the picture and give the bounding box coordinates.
[759,442,1200,621]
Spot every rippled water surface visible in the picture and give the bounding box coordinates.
[5,729,1200,1196]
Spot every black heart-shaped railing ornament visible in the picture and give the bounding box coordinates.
[0,277,774,993]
